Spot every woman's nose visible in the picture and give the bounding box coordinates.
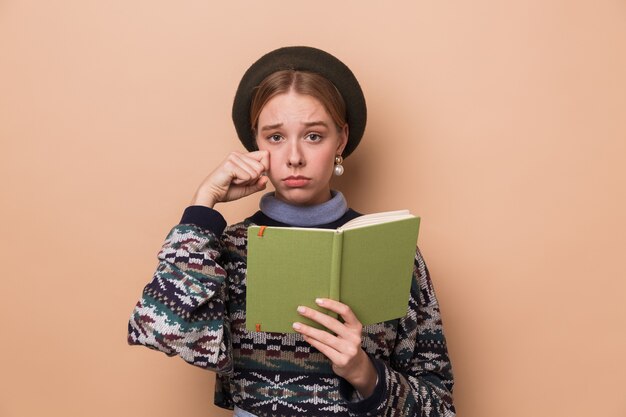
[286,140,305,167]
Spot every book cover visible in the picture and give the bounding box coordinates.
[245,211,420,333]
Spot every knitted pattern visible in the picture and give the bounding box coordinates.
[128,218,455,416]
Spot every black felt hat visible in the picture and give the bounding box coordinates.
[232,46,367,158]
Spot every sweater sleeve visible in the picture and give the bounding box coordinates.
[127,206,233,374]
[340,247,456,416]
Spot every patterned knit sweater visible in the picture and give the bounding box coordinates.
[128,206,455,416]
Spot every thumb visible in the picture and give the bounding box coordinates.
[255,175,269,190]
[246,175,269,194]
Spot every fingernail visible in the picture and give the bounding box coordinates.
[297,306,306,313]
[315,298,324,305]
[292,322,301,330]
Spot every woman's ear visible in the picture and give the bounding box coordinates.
[336,124,349,155]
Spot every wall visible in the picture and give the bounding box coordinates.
[1,1,625,416]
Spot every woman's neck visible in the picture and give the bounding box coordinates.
[259,190,348,227]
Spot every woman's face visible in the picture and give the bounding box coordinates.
[255,90,348,206]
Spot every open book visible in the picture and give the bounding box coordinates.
[245,210,421,333]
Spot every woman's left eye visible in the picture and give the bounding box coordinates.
[306,133,322,142]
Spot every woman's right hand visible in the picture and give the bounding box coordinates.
[191,150,270,208]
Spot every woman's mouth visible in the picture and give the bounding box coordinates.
[282,175,311,187]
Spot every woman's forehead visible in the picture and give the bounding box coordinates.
[258,92,332,126]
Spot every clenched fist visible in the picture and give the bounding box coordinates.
[191,150,270,208]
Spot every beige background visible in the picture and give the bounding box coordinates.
[1,1,625,416]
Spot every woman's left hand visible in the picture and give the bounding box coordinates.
[293,298,378,398]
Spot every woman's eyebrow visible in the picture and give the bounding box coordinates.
[302,121,329,128]
[260,123,283,132]
[260,121,329,132]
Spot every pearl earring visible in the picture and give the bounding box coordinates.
[334,155,344,176]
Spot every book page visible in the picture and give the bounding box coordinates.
[339,210,413,230]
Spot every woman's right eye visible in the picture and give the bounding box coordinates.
[267,134,283,143]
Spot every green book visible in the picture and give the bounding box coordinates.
[246,210,420,333]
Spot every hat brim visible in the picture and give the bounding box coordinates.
[232,46,366,158]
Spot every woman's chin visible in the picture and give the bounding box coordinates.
[275,188,331,206]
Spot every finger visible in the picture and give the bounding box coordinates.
[293,320,340,346]
[244,150,270,173]
[223,175,268,202]
[241,175,269,194]
[298,306,361,342]
[229,152,259,177]
[300,333,344,364]
[314,299,362,328]
[296,305,346,336]
[241,151,270,172]
[293,321,347,356]
[228,153,263,185]
[237,151,269,176]
[295,324,361,369]
[255,175,269,188]
[259,150,270,172]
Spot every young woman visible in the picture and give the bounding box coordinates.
[128,46,455,417]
